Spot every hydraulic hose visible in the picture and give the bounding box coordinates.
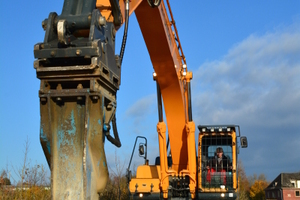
[188,82,193,121]
[106,0,130,148]
[119,0,129,67]
[106,114,122,147]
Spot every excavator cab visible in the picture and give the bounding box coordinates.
[197,125,247,199]
[126,136,162,199]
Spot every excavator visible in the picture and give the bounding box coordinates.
[33,0,248,199]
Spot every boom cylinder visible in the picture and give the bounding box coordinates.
[188,82,193,122]
[156,82,163,122]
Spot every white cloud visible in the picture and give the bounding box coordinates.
[193,21,300,178]
[125,94,156,118]
[124,94,157,134]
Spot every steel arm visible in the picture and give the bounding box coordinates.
[98,0,197,198]
[135,1,196,198]
[34,0,196,199]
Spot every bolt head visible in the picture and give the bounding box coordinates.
[40,97,47,102]
[50,51,56,57]
[76,49,81,56]
[98,16,106,26]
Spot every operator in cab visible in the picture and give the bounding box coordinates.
[207,147,232,172]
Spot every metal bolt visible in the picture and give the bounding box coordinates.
[40,97,47,102]
[104,123,111,132]
[56,97,62,101]
[77,96,83,101]
[56,84,62,90]
[33,60,39,69]
[77,84,83,89]
[98,16,106,26]
[107,103,113,109]
[42,20,47,30]
[93,96,98,100]
[50,51,56,57]
[76,49,81,56]
[34,44,40,51]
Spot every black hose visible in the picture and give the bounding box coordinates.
[156,82,163,122]
[106,114,122,147]
[106,0,130,148]
[119,0,129,67]
[188,82,193,121]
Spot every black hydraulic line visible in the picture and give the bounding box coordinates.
[188,82,192,122]
[166,136,169,150]
[156,82,163,122]
[155,81,171,159]
[106,115,122,147]
[119,0,129,67]
[106,0,130,148]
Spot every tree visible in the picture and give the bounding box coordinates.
[0,169,11,186]
[248,173,269,200]
[100,150,129,200]
[248,173,267,187]
[1,136,51,200]
[249,180,269,200]
[238,160,250,200]
[25,163,49,187]
[11,136,30,188]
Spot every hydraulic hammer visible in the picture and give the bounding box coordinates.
[33,0,121,198]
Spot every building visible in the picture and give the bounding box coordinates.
[265,172,300,200]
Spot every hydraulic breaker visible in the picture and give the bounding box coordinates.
[33,0,121,198]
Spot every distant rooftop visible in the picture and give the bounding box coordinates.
[266,172,300,189]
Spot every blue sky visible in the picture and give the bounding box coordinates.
[0,1,299,183]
